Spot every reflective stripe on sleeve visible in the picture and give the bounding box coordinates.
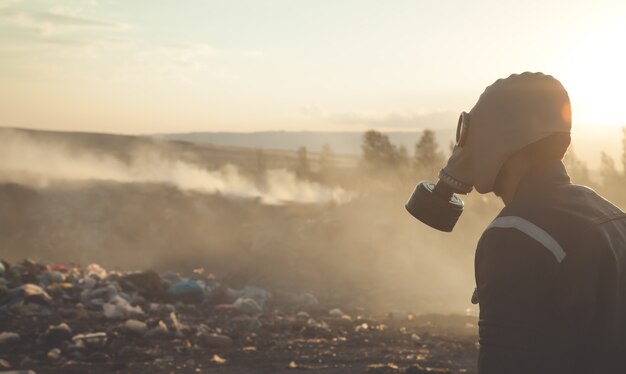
[487,216,567,263]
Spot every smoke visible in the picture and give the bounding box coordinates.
[0,129,352,205]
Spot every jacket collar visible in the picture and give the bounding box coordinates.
[512,159,571,203]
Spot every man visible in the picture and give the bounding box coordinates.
[438,73,626,373]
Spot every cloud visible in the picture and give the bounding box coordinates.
[0,4,260,84]
[0,8,126,37]
[0,0,21,9]
[121,42,263,83]
[160,42,220,64]
[239,49,265,58]
[0,3,130,50]
[122,42,223,83]
[300,105,458,130]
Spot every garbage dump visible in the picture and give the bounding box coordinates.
[0,259,478,373]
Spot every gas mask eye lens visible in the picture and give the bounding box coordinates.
[455,111,469,147]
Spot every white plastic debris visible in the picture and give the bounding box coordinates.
[210,354,227,364]
[355,323,369,333]
[0,332,20,345]
[328,308,352,322]
[124,319,148,335]
[233,297,263,314]
[329,308,344,317]
[296,311,311,319]
[228,286,272,308]
[86,263,108,280]
[169,312,186,334]
[306,318,330,332]
[72,332,107,349]
[103,295,144,319]
[295,292,319,307]
[47,348,61,361]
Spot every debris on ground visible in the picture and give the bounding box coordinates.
[0,259,478,373]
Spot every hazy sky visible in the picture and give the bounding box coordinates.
[1,0,625,135]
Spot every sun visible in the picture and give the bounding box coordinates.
[558,24,626,128]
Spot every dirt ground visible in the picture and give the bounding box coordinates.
[2,307,478,374]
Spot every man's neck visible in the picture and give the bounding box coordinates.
[498,159,534,206]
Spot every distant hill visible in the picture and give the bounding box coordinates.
[0,127,355,171]
[156,127,621,170]
[156,130,458,156]
[2,126,620,171]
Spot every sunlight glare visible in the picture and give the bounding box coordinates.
[559,25,626,128]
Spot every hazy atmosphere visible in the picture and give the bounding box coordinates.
[1,1,625,373]
[1,1,626,134]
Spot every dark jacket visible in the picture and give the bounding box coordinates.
[475,160,626,374]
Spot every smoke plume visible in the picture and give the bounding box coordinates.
[0,129,351,205]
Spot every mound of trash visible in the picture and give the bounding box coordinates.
[0,259,478,373]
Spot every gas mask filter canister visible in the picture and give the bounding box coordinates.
[405,112,469,232]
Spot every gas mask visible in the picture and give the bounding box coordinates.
[406,72,572,232]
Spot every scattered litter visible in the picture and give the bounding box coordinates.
[296,311,310,319]
[367,363,401,372]
[103,295,144,319]
[47,347,62,361]
[228,286,271,309]
[328,308,345,317]
[0,332,20,345]
[86,263,107,280]
[167,280,205,303]
[44,322,73,343]
[329,308,352,322]
[355,323,369,332]
[72,332,107,349]
[0,358,10,369]
[0,259,473,372]
[233,297,263,314]
[124,319,148,335]
[210,354,227,364]
[8,283,52,306]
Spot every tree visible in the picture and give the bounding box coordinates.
[622,127,626,177]
[563,146,591,186]
[256,149,266,173]
[600,152,620,187]
[319,144,336,178]
[397,145,410,166]
[361,130,403,170]
[413,129,445,178]
[295,146,310,179]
